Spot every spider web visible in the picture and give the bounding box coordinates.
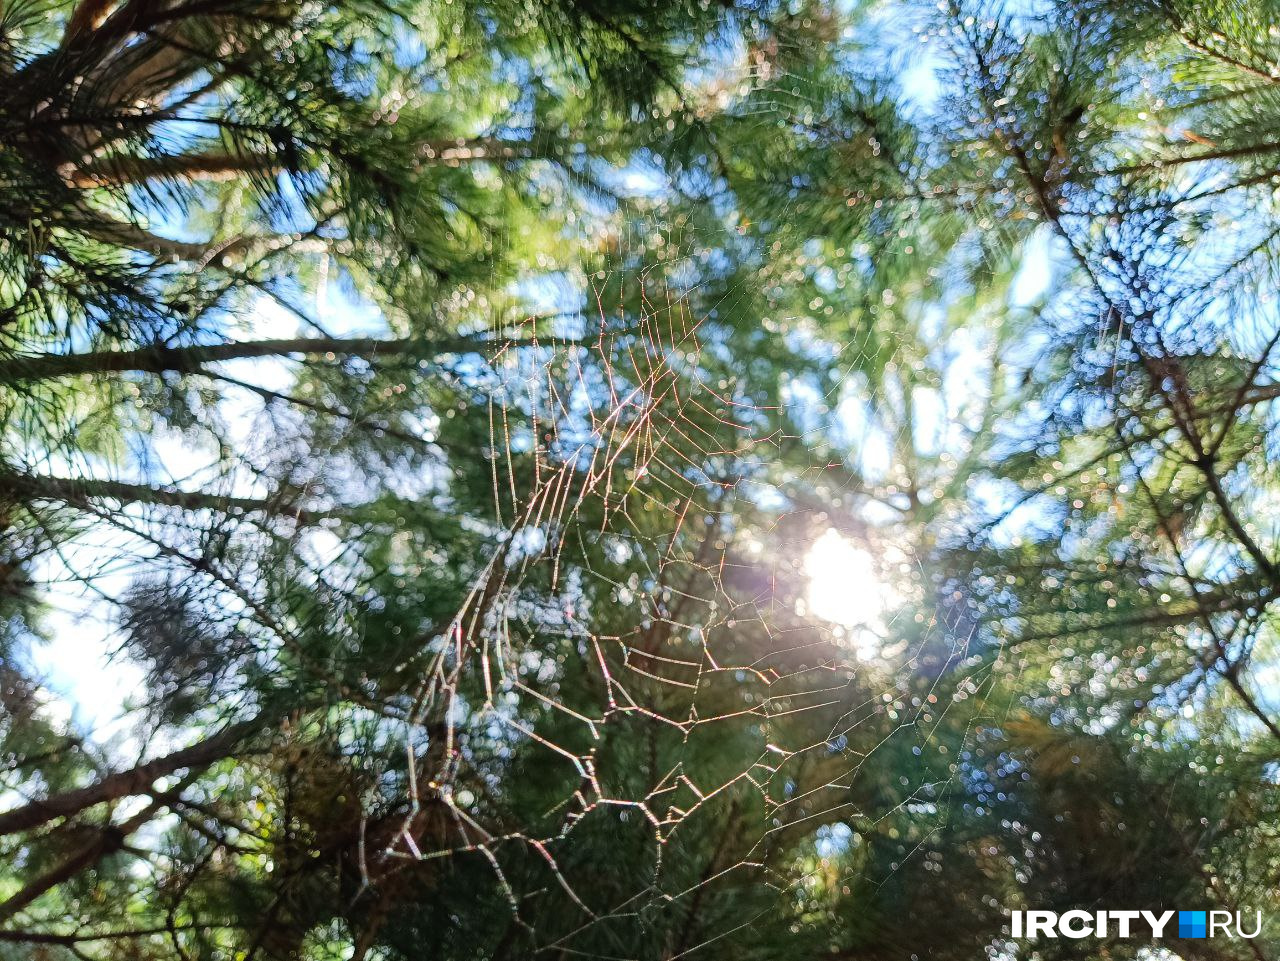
[0,41,1006,961]
[355,134,1003,953]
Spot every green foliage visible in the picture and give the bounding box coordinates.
[3,0,1280,958]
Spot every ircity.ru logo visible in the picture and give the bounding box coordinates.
[1010,910,1262,940]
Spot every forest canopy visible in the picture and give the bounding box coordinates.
[1,0,1279,958]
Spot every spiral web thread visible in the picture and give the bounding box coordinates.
[0,51,1006,959]
[374,155,1004,950]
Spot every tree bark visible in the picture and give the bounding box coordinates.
[0,717,266,837]
[0,473,324,524]
[63,150,280,188]
[0,798,165,922]
[0,333,559,382]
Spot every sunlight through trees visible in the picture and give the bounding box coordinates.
[1,0,1279,958]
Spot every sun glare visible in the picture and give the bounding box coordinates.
[805,529,895,659]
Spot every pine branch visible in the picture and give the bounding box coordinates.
[0,472,327,524]
[0,470,466,534]
[60,0,114,48]
[954,9,1280,593]
[0,332,593,382]
[0,925,226,945]
[1,337,418,380]
[417,137,566,166]
[1181,32,1278,84]
[1108,138,1280,176]
[62,149,280,188]
[0,718,265,837]
[74,216,235,264]
[0,797,167,922]
[210,371,432,447]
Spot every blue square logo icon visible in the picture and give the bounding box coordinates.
[1179,911,1207,938]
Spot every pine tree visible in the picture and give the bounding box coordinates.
[5,0,1280,958]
